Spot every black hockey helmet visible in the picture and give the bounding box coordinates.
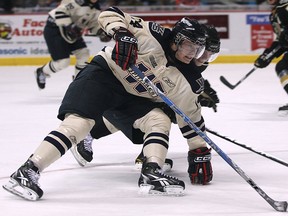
[202,24,220,53]
[171,17,206,47]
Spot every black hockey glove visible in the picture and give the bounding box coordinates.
[112,27,138,70]
[254,52,273,68]
[254,41,285,68]
[187,147,213,185]
[63,23,82,41]
[198,80,219,112]
[96,29,112,42]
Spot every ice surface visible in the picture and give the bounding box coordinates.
[0,64,287,216]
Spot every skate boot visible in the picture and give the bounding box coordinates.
[138,161,185,196]
[278,104,288,116]
[134,151,173,172]
[35,67,46,89]
[71,133,93,166]
[2,160,43,201]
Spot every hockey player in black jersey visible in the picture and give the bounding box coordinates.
[35,0,111,89]
[3,7,219,200]
[254,0,288,115]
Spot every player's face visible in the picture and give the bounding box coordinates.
[90,0,98,3]
[175,39,205,64]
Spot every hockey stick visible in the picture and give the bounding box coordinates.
[220,45,281,90]
[220,67,256,89]
[206,128,288,167]
[130,65,287,212]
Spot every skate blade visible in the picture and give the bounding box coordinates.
[134,163,172,172]
[138,184,184,196]
[3,178,40,201]
[70,147,87,167]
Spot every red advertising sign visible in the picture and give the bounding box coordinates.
[251,25,274,50]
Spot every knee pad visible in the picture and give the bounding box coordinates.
[48,58,71,73]
[133,108,171,136]
[73,48,90,75]
[74,48,90,65]
[57,114,95,146]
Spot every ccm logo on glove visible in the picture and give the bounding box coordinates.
[194,155,211,162]
[120,36,137,43]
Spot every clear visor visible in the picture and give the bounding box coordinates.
[194,50,219,66]
[178,39,205,59]
[202,50,219,63]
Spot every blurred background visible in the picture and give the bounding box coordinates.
[0,0,273,14]
[0,0,276,65]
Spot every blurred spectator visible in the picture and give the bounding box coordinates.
[256,0,267,4]
[0,0,269,11]
[201,0,256,4]
[0,0,14,14]
[14,0,38,8]
[38,0,61,7]
[175,0,200,5]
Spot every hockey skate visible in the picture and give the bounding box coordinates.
[134,151,173,172]
[138,161,185,196]
[35,67,47,89]
[278,104,288,116]
[71,133,93,166]
[2,160,43,201]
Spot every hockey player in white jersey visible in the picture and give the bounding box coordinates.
[71,24,220,179]
[3,7,217,200]
[35,0,111,89]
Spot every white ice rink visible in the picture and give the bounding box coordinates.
[0,63,287,216]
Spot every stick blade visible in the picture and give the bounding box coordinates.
[219,76,236,89]
[272,201,288,212]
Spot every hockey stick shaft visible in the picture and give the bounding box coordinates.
[220,45,281,90]
[206,128,288,167]
[130,65,287,212]
[220,67,256,89]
